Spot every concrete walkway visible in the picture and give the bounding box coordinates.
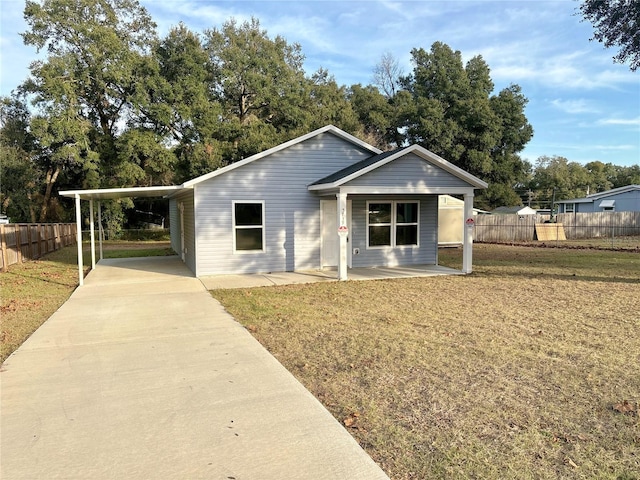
[1,256,389,480]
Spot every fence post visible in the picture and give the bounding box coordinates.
[15,225,23,264]
[1,225,7,272]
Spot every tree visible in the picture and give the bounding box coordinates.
[0,96,39,222]
[21,0,161,193]
[304,69,361,134]
[399,42,533,208]
[585,161,615,193]
[204,17,309,161]
[529,156,591,202]
[579,0,640,71]
[373,52,403,98]
[348,83,395,149]
[135,23,224,182]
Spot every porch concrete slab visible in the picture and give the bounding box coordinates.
[347,264,463,281]
[1,256,388,480]
[199,269,335,290]
[201,264,462,290]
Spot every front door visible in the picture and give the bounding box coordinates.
[321,199,351,268]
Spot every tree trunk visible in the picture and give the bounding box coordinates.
[39,166,60,222]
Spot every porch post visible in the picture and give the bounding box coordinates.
[75,194,84,286]
[462,192,474,274]
[337,191,348,280]
[89,199,96,269]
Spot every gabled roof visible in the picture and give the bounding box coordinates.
[308,144,488,190]
[555,184,640,204]
[182,125,382,188]
[491,205,537,215]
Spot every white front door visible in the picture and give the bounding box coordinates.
[321,199,351,268]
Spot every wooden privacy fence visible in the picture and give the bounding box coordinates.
[473,212,640,243]
[0,223,77,272]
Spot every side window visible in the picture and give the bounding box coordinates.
[233,201,264,252]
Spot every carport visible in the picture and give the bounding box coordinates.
[59,186,183,285]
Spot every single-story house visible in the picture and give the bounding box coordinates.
[556,185,640,213]
[490,205,537,215]
[61,125,487,284]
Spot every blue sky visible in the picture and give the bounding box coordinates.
[1,0,639,167]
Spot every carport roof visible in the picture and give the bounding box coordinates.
[59,185,184,201]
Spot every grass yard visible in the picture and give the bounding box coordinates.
[213,244,640,479]
[0,241,173,363]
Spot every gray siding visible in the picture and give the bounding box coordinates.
[345,153,470,189]
[575,202,594,213]
[349,195,438,267]
[173,190,196,274]
[169,198,180,254]
[563,189,640,213]
[595,190,640,212]
[194,133,372,275]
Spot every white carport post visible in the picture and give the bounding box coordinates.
[462,192,474,274]
[337,191,348,281]
[89,199,96,269]
[74,194,84,286]
[97,201,104,260]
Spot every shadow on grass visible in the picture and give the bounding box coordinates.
[2,269,87,288]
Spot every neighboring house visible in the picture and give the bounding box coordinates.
[556,185,640,213]
[61,125,487,282]
[491,206,537,215]
[0,215,9,224]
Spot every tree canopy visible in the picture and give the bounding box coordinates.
[1,0,634,226]
[579,0,640,71]
[352,44,534,209]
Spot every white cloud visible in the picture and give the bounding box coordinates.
[597,117,640,127]
[550,98,599,114]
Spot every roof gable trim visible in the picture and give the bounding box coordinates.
[556,184,640,203]
[310,144,488,190]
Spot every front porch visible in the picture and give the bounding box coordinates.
[199,264,463,290]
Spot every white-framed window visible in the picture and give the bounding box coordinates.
[565,203,575,213]
[233,201,264,252]
[367,201,419,248]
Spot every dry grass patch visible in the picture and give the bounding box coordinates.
[213,245,640,479]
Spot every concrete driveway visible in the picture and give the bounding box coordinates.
[1,256,388,480]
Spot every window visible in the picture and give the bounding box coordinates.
[565,203,575,213]
[599,199,615,211]
[367,201,419,248]
[233,201,264,252]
